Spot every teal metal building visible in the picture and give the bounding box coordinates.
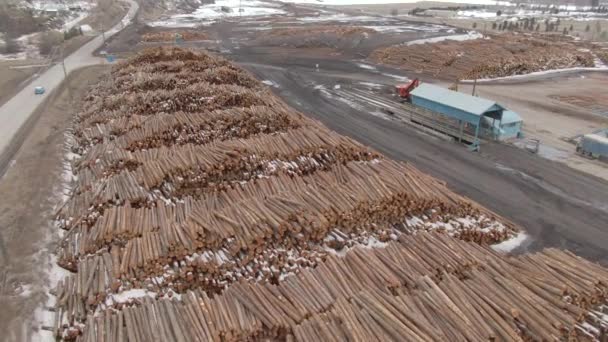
[579,129,608,160]
[410,83,522,144]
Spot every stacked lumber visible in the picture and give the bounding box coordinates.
[52,47,544,340]
[66,233,608,341]
[370,33,595,80]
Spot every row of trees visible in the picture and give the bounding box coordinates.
[480,18,602,36]
[2,26,84,56]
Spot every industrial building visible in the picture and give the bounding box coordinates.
[579,129,608,161]
[409,83,523,145]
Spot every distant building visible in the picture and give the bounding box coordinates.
[409,83,523,142]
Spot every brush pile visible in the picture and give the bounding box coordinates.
[51,47,608,341]
[370,34,595,80]
[141,30,208,42]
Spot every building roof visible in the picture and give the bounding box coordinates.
[501,110,522,124]
[410,83,502,116]
[584,133,608,145]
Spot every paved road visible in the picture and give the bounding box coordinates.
[0,0,139,174]
[234,54,608,265]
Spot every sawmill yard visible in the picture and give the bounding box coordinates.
[2,0,608,340]
[40,45,608,342]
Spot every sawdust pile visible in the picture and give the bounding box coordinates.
[370,34,595,80]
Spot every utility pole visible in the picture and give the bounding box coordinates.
[472,78,477,97]
[101,23,106,45]
[60,44,73,103]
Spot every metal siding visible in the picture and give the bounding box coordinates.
[499,122,522,140]
[411,95,481,125]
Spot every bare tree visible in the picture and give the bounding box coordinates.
[2,34,21,54]
[38,31,63,55]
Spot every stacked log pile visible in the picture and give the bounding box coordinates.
[52,47,608,340]
[595,49,608,65]
[370,33,595,80]
[141,30,208,42]
[255,26,376,49]
[68,233,608,341]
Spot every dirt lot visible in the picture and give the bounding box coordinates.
[459,72,608,180]
[0,65,107,341]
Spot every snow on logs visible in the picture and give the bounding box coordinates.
[52,47,608,341]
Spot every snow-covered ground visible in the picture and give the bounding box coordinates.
[456,8,608,21]
[406,31,484,45]
[278,0,512,5]
[31,136,78,341]
[363,24,446,33]
[461,65,608,83]
[492,231,528,253]
[150,0,286,28]
[0,0,94,60]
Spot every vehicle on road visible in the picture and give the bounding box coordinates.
[34,86,45,95]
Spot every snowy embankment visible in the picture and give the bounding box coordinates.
[461,65,608,83]
[31,135,77,341]
[150,0,285,28]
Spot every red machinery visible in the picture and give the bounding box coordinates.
[395,78,419,100]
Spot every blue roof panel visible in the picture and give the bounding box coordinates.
[501,110,522,124]
[410,83,500,116]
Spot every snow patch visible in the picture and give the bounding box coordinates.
[462,65,608,82]
[150,0,285,28]
[105,289,157,306]
[382,73,410,82]
[356,62,377,70]
[262,79,280,88]
[491,231,528,253]
[406,31,483,46]
[358,82,384,88]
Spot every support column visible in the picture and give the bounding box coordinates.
[473,118,481,152]
[458,120,463,143]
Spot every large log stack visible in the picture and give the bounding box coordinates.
[52,47,608,341]
[370,33,595,80]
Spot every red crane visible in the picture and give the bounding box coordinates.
[395,78,419,100]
